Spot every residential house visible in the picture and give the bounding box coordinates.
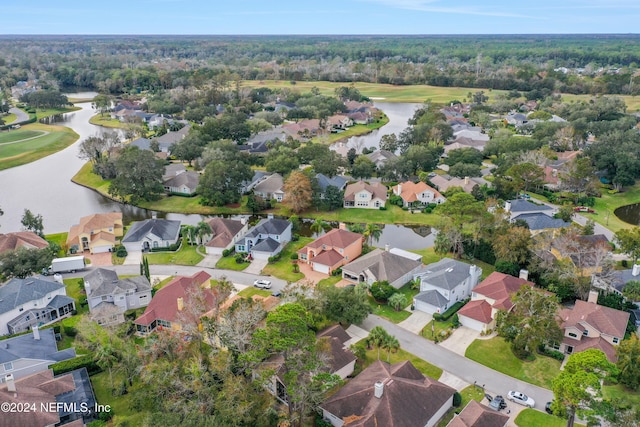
[163,170,199,196]
[550,234,611,277]
[366,150,398,168]
[557,291,630,362]
[315,173,348,198]
[84,268,151,326]
[66,212,123,254]
[235,217,292,260]
[316,325,357,379]
[253,173,285,202]
[413,258,482,315]
[511,212,571,234]
[0,367,97,427]
[282,119,322,140]
[505,112,529,127]
[134,271,213,335]
[121,219,181,252]
[342,247,423,289]
[238,128,286,154]
[443,141,486,154]
[162,163,186,181]
[327,114,353,131]
[241,170,271,194]
[298,226,363,274]
[430,175,489,195]
[0,232,48,255]
[446,400,509,427]
[321,360,455,427]
[596,263,640,295]
[151,124,191,153]
[457,272,533,333]
[204,218,248,255]
[0,327,76,381]
[343,181,387,209]
[392,180,445,208]
[0,276,75,336]
[503,199,555,221]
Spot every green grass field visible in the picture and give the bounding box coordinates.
[89,114,127,128]
[237,287,272,298]
[515,408,584,427]
[369,281,419,323]
[602,384,640,410]
[1,113,17,124]
[0,129,43,143]
[465,337,562,389]
[262,238,313,282]
[144,240,204,265]
[216,255,250,271]
[0,122,79,170]
[33,106,81,120]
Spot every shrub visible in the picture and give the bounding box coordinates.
[290,253,298,260]
[622,260,629,268]
[331,267,342,276]
[388,293,408,311]
[537,345,566,361]
[115,246,128,258]
[235,253,246,264]
[379,206,387,211]
[222,249,232,257]
[50,354,101,375]
[292,234,300,242]
[453,392,462,407]
[370,280,396,302]
[64,326,77,337]
[389,194,403,207]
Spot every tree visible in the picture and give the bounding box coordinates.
[492,226,531,265]
[211,297,266,357]
[615,227,640,264]
[195,221,212,246]
[506,162,545,193]
[556,205,575,223]
[388,293,408,312]
[317,284,371,325]
[92,94,112,116]
[0,246,56,278]
[351,155,376,180]
[617,335,640,390]
[623,280,640,302]
[379,134,399,153]
[448,162,482,178]
[265,146,300,176]
[198,158,253,207]
[21,209,44,237]
[108,146,165,203]
[365,326,391,360]
[169,132,206,166]
[382,334,400,363]
[496,286,562,359]
[77,132,121,179]
[363,223,382,246]
[283,171,313,214]
[310,218,328,235]
[444,147,484,166]
[552,349,616,426]
[437,193,485,258]
[323,185,344,211]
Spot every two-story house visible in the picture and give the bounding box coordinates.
[392,181,446,208]
[343,181,387,209]
[0,276,75,336]
[457,271,533,333]
[66,212,123,254]
[235,216,292,260]
[556,290,630,363]
[84,268,152,326]
[413,258,482,315]
[297,226,363,274]
[253,173,285,202]
[0,231,49,255]
[204,217,248,255]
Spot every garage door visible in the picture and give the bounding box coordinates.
[313,263,330,274]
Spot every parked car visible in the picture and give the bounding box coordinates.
[545,401,554,414]
[254,279,272,289]
[574,206,595,213]
[508,390,535,408]
[271,290,282,298]
[489,395,507,411]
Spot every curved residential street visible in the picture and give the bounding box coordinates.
[7,107,29,124]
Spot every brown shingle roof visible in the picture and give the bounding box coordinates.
[343,181,388,202]
[472,272,534,311]
[301,228,363,251]
[393,181,443,203]
[317,324,351,345]
[446,400,509,427]
[0,232,49,254]
[311,249,345,268]
[66,212,123,247]
[561,335,619,363]
[458,300,493,324]
[321,360,455,427]
[559,300,629,341]
[205,218,245,249]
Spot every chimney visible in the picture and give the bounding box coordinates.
[633,264,640,277]
[339,222,347,231]
[5,374,16,393]
[587,290,599,304]
[385,244,390,252]
[469,264,478,277]
[396,183,402,195]
[519,269,529,281]
[552,169,558,177]
[32,325,40,341]
[267,214,274,220]
[464,176,470,185]
[504,201,512,213]
[177,297,184,311]
[374,381,384,399]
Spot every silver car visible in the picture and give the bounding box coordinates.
[253,279,272,289]
[507,390,535,408]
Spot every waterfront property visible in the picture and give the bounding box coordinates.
[121,219,181,252]
[343,181,388,209]
[66,212,123,254]
[297,226,363,274]
[235,217,292,260]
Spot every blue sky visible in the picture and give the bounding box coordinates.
[3,0,639,35]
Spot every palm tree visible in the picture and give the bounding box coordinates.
[195,221,212,246]
[95,343,119,391]
[383,335,400,363]
[364,223,383,246]
[310,218,327,236]
[348,223,365,234]
[366,326,389,360]
[183,225,197,246]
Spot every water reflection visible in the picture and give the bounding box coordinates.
[614,203,640,226]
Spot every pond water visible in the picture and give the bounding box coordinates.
[614,203,640,226]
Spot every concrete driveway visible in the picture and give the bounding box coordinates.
[439,326,480,356]
[123,250,143,265]
[397,310,432,334]
[244,259,268,275]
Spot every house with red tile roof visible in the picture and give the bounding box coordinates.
[298,226,363,274]
[0,231,48,255]
[392,181,445,208]
[556,291,630,363]
[343,181,387,209]
[457,272,533,333]
[66,212,123,254]
[446,400,509,427]
[321,360,455,427]
[134,271,213,335]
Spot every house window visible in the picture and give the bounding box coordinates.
[568,332,578,338]
[3,362,13,372]
[613,337,619,344]
[552,343,560,350]
[582,330,588,336]
[140,295,147,300]
[153,241,159,248]
[238,245,245,252]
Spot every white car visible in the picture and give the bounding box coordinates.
[507,390,535,408]
[253,279,272,289]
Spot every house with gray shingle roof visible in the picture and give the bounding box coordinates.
[84,268,151,326]
[163,170,199,196]
[235,216,292,260]
[0,277,75,336]
[511,212,571,233]
[122,219,181,252]
[0,327,76,381]
[253,173,285,202]
[342,248,423,289]
[315,174,348,196]
[413,258,482,315]
[504,199,555,220]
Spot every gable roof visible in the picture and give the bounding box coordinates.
[559,300,629,339]
[342,249,422,285]
[393,181,443,203]
[472,272,534,311]
[301,228,362,252]
[245,218,291,238]
[0,232,49,254]
[254,173,284,194]
[317,325,356,375]
[512,212,571,231]
[446,400,509,427]
[317,324,351,345]
[321,360,455,427]
[343,181,388,202]
[506,199,553,213]
[205,218,246,249]
[0,328,75,365]
[366,150,398,165]
[134,271,212,326]
[315,174,348,192]
[66,212,123,246]
[0,276,66,315]
[417,258,473,291]
[122,219,181,243]
[163,170,199,191]
[251,237,281,253]
[84,268,151,299]
[457,300,493,324]
[414,289,450,307]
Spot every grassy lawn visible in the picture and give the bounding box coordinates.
[237,287,272,298]
[310,114,389,145]
[305,205,443,226]
[2,113,17,123]
[369,281,418,323]
[316,275,343,288]
[0,129,44,143]
[421,319,457,342]
[63,278,88,315]
[33,106,81,120]
[71,161,112,194]
[45,232,69,256]
[144,240,204,265]
[465,337,561,389]
[515,409,584,427]
[436,385,486,427]
[0,122,79,170]
[262,238,313,282]
[361,346,442,380]
[90,371,147,426]
[602,384,640,409]
[153,276,175,290]
[216,255,250,271]
[590,183,640,232]
[89,113,126,128]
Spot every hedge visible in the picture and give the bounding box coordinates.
[150,241,181,252]
[50,355,102,376]
[433,299,468,321]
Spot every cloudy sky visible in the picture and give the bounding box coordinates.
[3,0,638,34]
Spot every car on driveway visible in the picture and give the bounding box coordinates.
[489,395,507,411]
[545,401,554,414]
[508,390,535,408]
[254,279,272,289]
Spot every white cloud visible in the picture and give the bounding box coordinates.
[355,0,535,18]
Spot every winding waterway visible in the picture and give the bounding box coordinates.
[0,95,434,249]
